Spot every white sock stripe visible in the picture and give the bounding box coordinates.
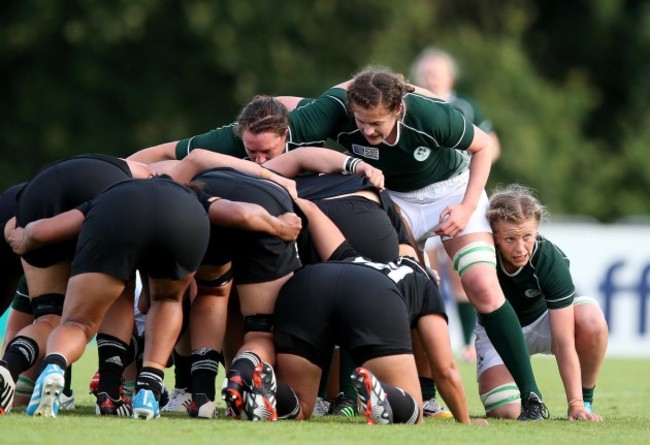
[16,375,35,395]
[138,372,163,383]
[191,361,220,373]
[406,402,420,424]
[11,338,37,362]
[232,351,260,367]
[96,339,128,351]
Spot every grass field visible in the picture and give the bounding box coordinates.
[2,350,649,445]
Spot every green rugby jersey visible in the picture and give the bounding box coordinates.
[496,235,576,327]
[323,88,474,192]
[174,91,347,160]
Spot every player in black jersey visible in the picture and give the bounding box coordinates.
[249,198,483,425]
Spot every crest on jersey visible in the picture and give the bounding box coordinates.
[352,144,379,160]
[413,146,431,161]
[525,289,542,298]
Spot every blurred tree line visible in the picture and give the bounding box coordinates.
[2,0,649,221]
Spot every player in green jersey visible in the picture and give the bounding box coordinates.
[481,183,607,421]
[128,95,346,164]
[277,66,547,420]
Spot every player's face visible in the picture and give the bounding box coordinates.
[493,218,539,272]
[416,56,454,97]
[242,129,288,164]
[352,104,401,145]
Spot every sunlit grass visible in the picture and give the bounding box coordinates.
[2,349,649,445]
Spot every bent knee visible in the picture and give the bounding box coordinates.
[575,299,608,337]
[486,403,520,420]
[481,383,521,419]
[460,270,504,312]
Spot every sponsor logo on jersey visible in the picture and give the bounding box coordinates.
[413,146,431,161]
[524,289,542,298]
[352,144,379,160]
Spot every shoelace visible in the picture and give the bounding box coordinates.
[522,399,550,420]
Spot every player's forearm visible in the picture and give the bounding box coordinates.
[265,146,349,177]
[210,200,276,234]
[549,308,583,405]
[16,210,84,252]
[248,212,286,237]
[432,367,472,423]
[554,345,584,404]
[170,149,265,184]
[463,143,491,210]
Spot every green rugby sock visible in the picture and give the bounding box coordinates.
[317,351,334,399]
[338,350,357,400]
[479,301,542,399]
[457,301,477,346]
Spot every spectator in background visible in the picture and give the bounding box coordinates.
[411,47,501,363]
[411,47,500,161]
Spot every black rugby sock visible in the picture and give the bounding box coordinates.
[63,365,73,397]
[419,376,436,399]
[381,383,419,424]
[1,336,40,381]
[276,381,301,419]
[172,350,192,391]
[97,333,129,399]
[191,348,222,400]
[136,367,165,400]
[41,353,67,371]
[230,351,261,386]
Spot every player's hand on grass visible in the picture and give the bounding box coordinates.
[568,406,603,422]
[470,418,489,425]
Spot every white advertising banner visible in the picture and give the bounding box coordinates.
[537,222,650,357]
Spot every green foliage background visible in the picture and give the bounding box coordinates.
[2,0,649,221]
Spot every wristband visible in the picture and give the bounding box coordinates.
[343,156,361,174]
